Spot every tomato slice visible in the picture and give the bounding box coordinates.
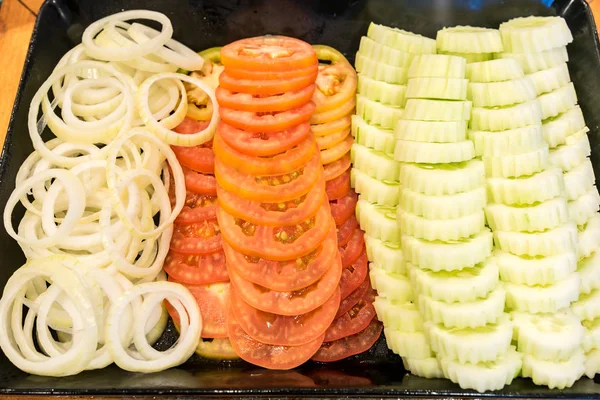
[311,116,351,137]
[217,202,332,261]
[326,169,351,201]
[337,215,358,247]
[227,250,342,316]
[213,129,317,176]
[321,135,353,165]
[340,228,365,267]
[324,290,375,342]
[184,166,217,196]
[223,226,337,292]
[170,220,222,255]
[163,250,228,285]
[336,278,370,319]
[312,319,382,362]
[316,128,350,150]
[220,36,317,72]
[230,286,340,346]
[330,189,358,226]
[172,146,214,174]
[340,251,368,300]
[323,153,351,182]
[226,64,318,81]
[216,85,315,113]
[312,45,358,114]
[227,309,324,370]
[215,151,322,203]
[219,71,317,97]
[310,97,355,125]
[166,280,230,338]
[172,191,217,225]
[174,117,210,133]
[216,177,326,227]
[218,122,310,157]
[219,102,315,133]
[195,338,240,360]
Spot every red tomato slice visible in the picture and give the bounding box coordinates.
[226,64,318,81]
[219,71,317,97]
[216,84,315,112]
[219,102,315,133]
[213,129,317,176]
[222,226,337,291]
[216,177,326,227]
[170,220,222,255]
[310,97,355,125]
[227,250,342,316]
[324,288,375,342]
[215,151,322,203]
[230,286,340,346]
[227,309,324,370]
[311,116,351,137]
[172,146,215,175]
[337,215,358,247]
[340,251,368,300]
[163,250,228,285]
[174,117,210,134]
[335,278,370,319]
[323,153,351,181]
[220,36,317,72]
[326,169,351,201]
[217,202,332,261]
[312,319,382,362]
[218,122,310,157]
[172,191,217,225]
[316,128,350,150]
[330,189,358,226]
[183,166,217,196]
[340,228,365,266]
[320,135,353,165]
[166,280,230,338]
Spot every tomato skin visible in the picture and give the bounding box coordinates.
[340,251,368,300]
[312,319,383,363]
[330,189,358,226]
[227,309,325,370]
[219,102,316,133]
[337,215,358,247]
[183,166,217,196]
[316,128,350,150]
[340,228,365,266]
[216,84,315,113]
[226,64,318,81]
[172,146,215,174]
[163,250,228,285]
[336,278,370,319]
[311,115,351,137]
[215,151,322,203]
[227,250,342,316]
[326,169,351,201]
[310,97,355,125]
[230,287,340,346]
[219,71,317,97]
[324,290,376,342]
[218,122,310,157]
[170,220,222,255]
[222,226,337,292]
[213,129,317,176]
[217,202,332,261]
[323,153,351,181]
[321,135,353,165]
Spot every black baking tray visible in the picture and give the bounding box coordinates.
[1,0,600,397]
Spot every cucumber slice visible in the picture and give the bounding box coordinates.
[483,144,549,178]
[486,167,565,206]
[399,186,486,221]
[356,199,401,243]
[351,143,401,182]
[370,264,413,302]
[572,289,600,322]
[367,23,437,54]
[374,297,422,331]
[408,54,466,79]
[359,35,414,67]
[439,346,522,393]
[394,140,475,164]
[499,16,573,53]
[579,251,600,295]
[495,46,568,74]
[351,168,401,207]
[355,53,409,84]
[538,82,578,121]
[400,159,485,196]
[578,214,600,260]
[468,77,536,108]
[410,257,499,303]
[569,187,600,227]
[356,95,404,129]
[406,77,468,101]
[469,124,545,157]
[470,100,542,131]
[527,63,571,96]
[403,229,493,272]
[440,51,493,64]
[466,58,524,83]
[504,272,580,313]
[549,129,591,172]
[402,357,445,379]
[365,235,405,274]
[583,318,600,353]
[357,75,407,106]
[397,208,485,242]
[511,310,584,361]
[585,349,600,378]
[542,106,587,148]
[436,26,503,54]
[494,223,578,257]
[395,120,467,143]
[485,197,569,233]
[522,350,585,390]
[403,99,472,121]
[564,159,596,201]
[426,314,513,364]
[351,114,396,154]
[385,329,434,359]
[495,249,577,286]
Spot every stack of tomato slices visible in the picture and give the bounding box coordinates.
[309,46,383,363]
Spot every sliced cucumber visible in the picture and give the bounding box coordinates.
[495,249,577,286]
[355,53,409,84]
[568,187,600,227]
[538,82,578,121]
[403,99,472,121]
[543,106,587,149]
[397,208,485,242]
[400,159,485,196]
[359,35,414,67]
[578,214,600,260]
[468,77,536,108]
[499,16,573,53]
[549,129,591,172]
[486,167,565,206]
[408,54,466,79]
[367,23,437,54]
[504,272,580,313]
[483,144,549,178]
[402,357,445,379]
[522,350,585,390]
[395,120,467,143]
[356,95,404,129]
[485,197,569,233]
[400,186,486,221]
[578,251,600,295]
[585,349,600,379]
[436,26,503,54]
[351,168,400,207]
[356,199,401,243]
[370,264,413,302]
[466,58,524,83]
[495,46,569,74]
[374,297,422,331]
[351,143,401,182]
[470,100,542,131]
[564,159,596,201]
[572,289,600,322]
[469,124,545,157]
[351,114,396,154]
[528,63,571,96]
[439,51,493,64]
[385,329,434,359]
[365,235,405,274]
[357,75,406,106]
[406,77,468,101]
[582,318,600,352]
[394,140,475,164]
[494,223,578,257]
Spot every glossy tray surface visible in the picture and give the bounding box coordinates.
[1,0,600,396]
